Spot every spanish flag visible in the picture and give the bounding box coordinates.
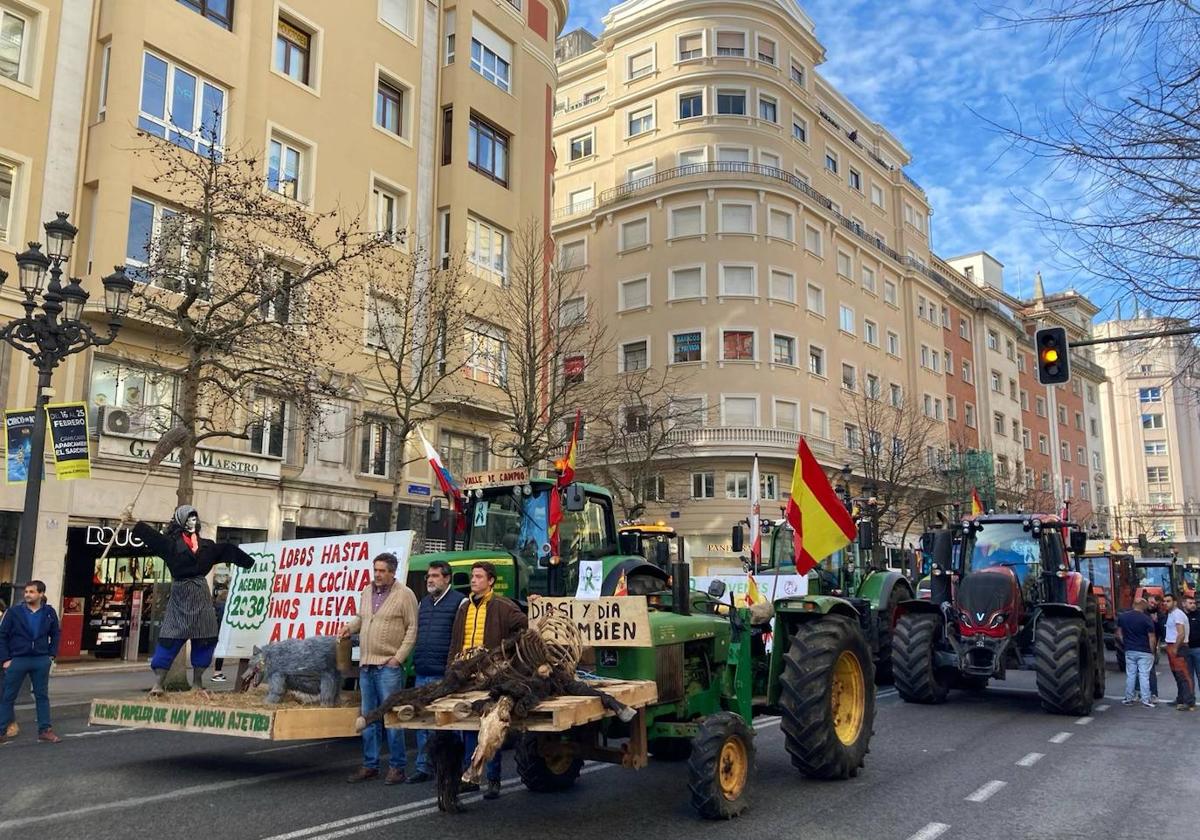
[970,487,984,516]
[549,410,582,556]
[614,569,629,597]
[746,573,766,606]
[785,438,857,574]
[558,409,581,488]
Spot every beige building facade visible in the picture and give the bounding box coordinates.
[0,0,567,641]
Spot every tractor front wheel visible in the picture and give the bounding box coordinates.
[515,734,583,793]
[1034,616,1095,716]
[892,613,950,704]
[779,615,875,779]
[687,712,755,819]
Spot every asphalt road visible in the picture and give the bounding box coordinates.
[1,662,1196,840]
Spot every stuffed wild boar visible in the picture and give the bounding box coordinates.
[242,636,343,707]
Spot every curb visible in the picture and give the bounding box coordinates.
[53,663,149,677]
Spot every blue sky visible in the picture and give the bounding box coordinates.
[564,0,1132,316]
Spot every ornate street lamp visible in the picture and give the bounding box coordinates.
[0,212,131,587]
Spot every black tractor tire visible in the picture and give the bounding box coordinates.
[892,613,950,705]
[1115,640,1126,674]
[649,737,692,761]
[687,712,755,820]
[779,614,875,780]
[874,583,910,685]
[515,733,583,793]
[1034,615,1095,715]
[1085,594,1106,699]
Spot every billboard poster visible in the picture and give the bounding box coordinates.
[4,408,36,484]
[46,402,92,480]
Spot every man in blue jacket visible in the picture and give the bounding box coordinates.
[0,580,62,744]
[406,560,464,784]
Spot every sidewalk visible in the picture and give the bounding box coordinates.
[53,657,149,677]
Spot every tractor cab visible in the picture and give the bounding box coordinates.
[1135,559,1175,604]
[617,522,682,571]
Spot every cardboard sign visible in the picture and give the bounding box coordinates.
[461,467,530,489]
[216,530,414,658]
[529,596,651,647]
[4,408,35,483]
[46,402,91,479]
[89,700,273,738]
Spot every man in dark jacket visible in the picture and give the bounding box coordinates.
[406,560,465,784]
[450,561,528,799]
[0,580,61,744]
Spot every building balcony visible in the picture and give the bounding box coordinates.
[660,425,840,461]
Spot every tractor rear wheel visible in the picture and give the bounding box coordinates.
[1086,594,1106,699]
[892,613,950,704]
[1034,616,1095,715]
[515,734,583,793]
[874,584,908,685]
[779,615,875,779]
[687,712,755,819]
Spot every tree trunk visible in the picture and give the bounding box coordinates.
[176,366,201,507]
[389,429,409,531]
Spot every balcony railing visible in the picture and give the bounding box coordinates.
[902,169,925,193]
[664,425,839,460]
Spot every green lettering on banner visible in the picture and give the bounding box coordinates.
[153,707,168,722]
[169,708,191,726]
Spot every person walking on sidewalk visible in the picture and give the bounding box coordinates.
[340,553,419,785]
[1184,595,1200,701]
[405,561,465,784]
[1116,598,1157,708]
[0,580,62,744]
[1162,593,1195,711]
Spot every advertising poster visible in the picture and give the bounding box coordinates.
[4,408,35,483]
[216,530,414,659]
[46,402,92,480]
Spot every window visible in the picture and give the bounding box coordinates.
[468,113,509,184]
[834,251,852,280]
[883,279,897,305]
[848,168,862,191]
[692,472,715,499]
[623,406,649,433]
[360,417,392,477]
[790,62,804,86]
[260,263,294,324]
[672,397,705,428]
[1142,413,1165,429]
[809,407,829,438]
[920,345,932,369]
[678,32,703,61]
[769,269,795,303]
[619,276,648,311]
[665,205,702,239]
[962,360,973,383]
[178,0,234,30]
[672,331,702,363]
[562,354,586,384]
[678,90,703,119]
[808,345,825,376]
[720,265,755,296]
[1147,466,1170,484]
[758,95,778,123]
[628,48,654,80]
[759,473,779,500]
[726,472,751,499]
[792,117,808,143]
[842,363,857,391]
[89,358,178,434]
[861,266,877,294]
[465,323,508,384]
[1018,354,1027,373]
[620,340,648,372]
[670,266,704,299]
[804,225,822,256]
[678,147,707,168]
[275,16,311,84]
[1060,442,1070,461]
[1035,396,1046,417]
[964,403,976,427]
[1087,385,1096,404]
[723,397,757,427]
[619,217,649,250]
[1019,390,1029,411]
[375,77,408,138]
[959,318,969,339]
[1145,440,1168,456]
[1057,405,1067,425]
[774,399,798,431]
[444,8,456,62]
[838,304,856,335]
[990,370,1002,392]
[806,283,825,315]
[558,239,586,271]
[986,330,999,351]
[1092,451,1102,469]
[441,430,488,476]
[886,330,900,356]
[716,146,750,163]
[465,214,508,283]
[1073,411,1083,431]
[372,182,407,241]
[947,395,957,418]
[628,105,654,136]
[772,334,796,366]
[864,320,879,346]
[716,89,746,115]
[567,186,593,213]
[1077,445,1086,464]
[138,52,226,153]
[719,203,754,234]
[715,30,745,57]
[870,183,884,208]
[994,412,1006,435]
[863,373,879,400]
[470,19,511,92]
[266,134,307,201]
[767,208,793,240]
[723,330,755,361]
[1139,387,1163,402]
[0,158,15,243]
[891,384,904,408]
[569,132,593,160]
[559,296,586,327]
[249,395,288,458]
[1038,434,1049,455]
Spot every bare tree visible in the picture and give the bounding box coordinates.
[351,247,480,525]
[123,133,393,505]
[487,221,610,471]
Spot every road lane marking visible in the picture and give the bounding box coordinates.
[1015,752,1044,767]
[1075,716,1093,725]
[246,741,326,756]
[1049,732,1072,744]
[1095,704,1110,712]
[62,727,138,739]
[965,780,1007,803]
[876,689,899,698]
[906,823,951,840]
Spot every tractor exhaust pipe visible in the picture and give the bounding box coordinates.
[672,561,691,616]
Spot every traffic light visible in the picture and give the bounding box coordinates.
[1035,326,1070,385]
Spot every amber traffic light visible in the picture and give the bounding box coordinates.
[1035,326,1070,385]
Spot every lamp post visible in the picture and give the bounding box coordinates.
[1,212,134,588]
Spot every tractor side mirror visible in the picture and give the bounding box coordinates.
[731,524,744,553]
[707,579,727,600]
[430,499,443,522]
[1069,530,1088,556]
[654,539,670,568]
[927,529,955,574]
[618,532,638,555]
[564,483,586,512]
[857,519,874,551]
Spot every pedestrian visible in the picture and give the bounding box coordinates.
[210,566,231,683]
[1144,595,1162,702]
[340,552,419,785]
[0,580,62,744]
[1117,598,1158,708]
[1185,594,1200,700]
[449,561,528,800]
[1162,593,1194,711]
[405,561,465,785]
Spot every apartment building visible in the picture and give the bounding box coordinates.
[1096,316,1200,561]
[0,0,566,625]
[550,0,943,570]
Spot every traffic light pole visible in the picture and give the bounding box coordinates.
[1068,325,1200,348]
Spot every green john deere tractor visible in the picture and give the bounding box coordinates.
[407,475,876,819]
[745,520,914,683]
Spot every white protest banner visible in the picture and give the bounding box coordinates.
[691,572,808,606]
[216,530,414,658]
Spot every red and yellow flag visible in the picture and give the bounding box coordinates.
[549,410,582,556]
[557,409,581,488]
[970,487,984,516]
[785,438,857,574]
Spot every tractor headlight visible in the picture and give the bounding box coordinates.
[989,612,1008,628]
[959,611,972,625]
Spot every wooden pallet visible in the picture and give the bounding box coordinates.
[88,697,362,741]
[384,679,658,733]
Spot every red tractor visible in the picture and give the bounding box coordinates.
[893,514,1105,716]
[1078,550,1136,668]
